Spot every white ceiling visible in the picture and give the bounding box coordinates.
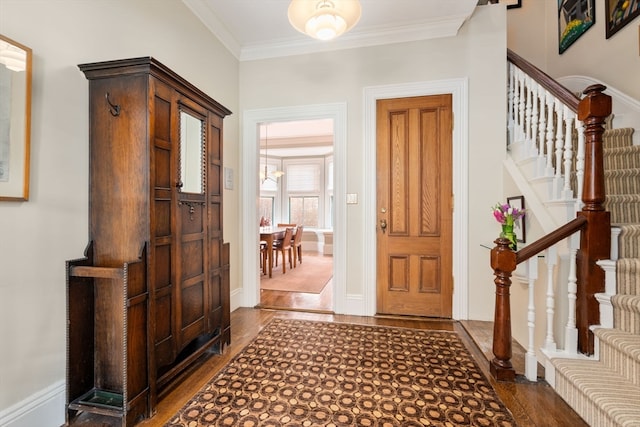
[181,0,481,156]
[182,0,480,61]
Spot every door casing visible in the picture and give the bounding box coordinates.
[364,78,469,320]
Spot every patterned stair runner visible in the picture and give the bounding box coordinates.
[551,127,640,427]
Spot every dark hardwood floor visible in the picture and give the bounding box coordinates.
[150,308,588,427]
[68,253,587,426]
[69,308,587,426]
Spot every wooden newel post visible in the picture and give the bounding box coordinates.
[576,84,612,354]
[490,237,517,381]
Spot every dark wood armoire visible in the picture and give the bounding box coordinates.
[65,57,232,426]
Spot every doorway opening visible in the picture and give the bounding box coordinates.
[257,120,334,312]
[241,103,347,314]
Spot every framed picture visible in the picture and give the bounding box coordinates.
[606,0,640,38]
[558,0,596,54]
[0,34,32,201]
[498,0,522,9]
[507,196,526,243]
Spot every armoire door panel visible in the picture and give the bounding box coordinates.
[154,244,171,289]
[209,164,221,195]
[209,122,221,161]
[154,201,171,238]
[127,301,149,398]
[179,202,204,234]
[154,147,171,190]
[209,203,221,233]
[181,240,204,279]
[209,240,221,270]
[180,280,204,328]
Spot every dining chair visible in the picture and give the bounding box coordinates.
[292,225,304,267]
[273,227,294,274]
[272,223,295,253]
[259,240,268,275]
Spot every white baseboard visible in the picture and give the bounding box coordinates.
[0,380,65,427]
[230,286,244,312]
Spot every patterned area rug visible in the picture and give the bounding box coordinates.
[165,319,517,426]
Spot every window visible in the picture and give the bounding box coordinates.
[259,196,274,225]
[289,196,319,227]
[259,155,333,229]
[284,159,327,228]
[259,158,281,225]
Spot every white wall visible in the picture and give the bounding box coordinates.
[0,2,510,425]
[507,0,640,100]
[238,5,507,320]
[0,0,239,425]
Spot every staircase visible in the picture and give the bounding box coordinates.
[503,51,640,425]
[550,127,640,426]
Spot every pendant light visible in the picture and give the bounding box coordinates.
[288,0,362,41]
[260,123,284,184]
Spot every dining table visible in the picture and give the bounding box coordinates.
[260,226,288,278]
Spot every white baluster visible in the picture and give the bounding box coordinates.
[512,68,521,141]
[529,80,539,159]
[545,92,555,177]
[554,100,565,199]
[525,75,533,146]
[537,86,548,176]
[564,234,579,355]
[526,256,539,382]
[562,107,575,199]
[519,69,526,143]
[508,63,515,145]
[544,246,557,351]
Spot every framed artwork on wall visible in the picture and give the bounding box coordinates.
[0,34,32,201]
[507,196,526,243]
[606,0,640,39]
[497,0,522,9]
[558,0,596,54]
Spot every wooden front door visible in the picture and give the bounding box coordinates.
[376,95,453,318]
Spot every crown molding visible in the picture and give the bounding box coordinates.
[240,15,471,61]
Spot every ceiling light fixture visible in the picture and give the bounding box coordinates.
[288,0,362,41]
[260,123,284,184]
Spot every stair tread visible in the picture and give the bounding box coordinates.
[553,359,640,424]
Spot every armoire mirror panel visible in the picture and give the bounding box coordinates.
[180,110,204,194]
[0,34,32,201]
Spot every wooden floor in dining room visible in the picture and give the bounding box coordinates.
[258,250,333,312]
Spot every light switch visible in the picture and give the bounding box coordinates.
[224,167,233,190]
[346,193,358,204]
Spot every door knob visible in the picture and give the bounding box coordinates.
[380,219,387,233]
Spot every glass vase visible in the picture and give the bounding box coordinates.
[501,224,517,251]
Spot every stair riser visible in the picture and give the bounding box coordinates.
[604,151,640,171]
[616,259,640,294]
[612,305,640,335]
[598,342,640,388]
[554,375,618,427]
[605,174,640,195]
[605,200,640,225]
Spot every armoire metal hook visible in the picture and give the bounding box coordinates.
[105,92,121,116]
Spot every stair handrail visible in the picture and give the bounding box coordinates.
[492,52,612,382]
[507,49,580,112]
